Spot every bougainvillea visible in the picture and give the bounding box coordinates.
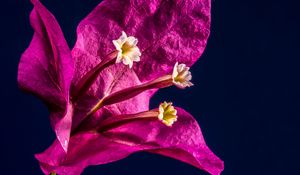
[18,0,224,174]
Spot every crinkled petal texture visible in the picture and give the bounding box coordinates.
[74,0,211,82]
[36,108,224,175]
[70,0,211,128]
[17,0,74,151]
[19,1,222,175]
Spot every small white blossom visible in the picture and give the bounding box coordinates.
[158,101,177,127]
[172,62,194,89]
[112,31,141,68]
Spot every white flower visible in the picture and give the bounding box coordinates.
[158,101,178,127]
[112,31,141,68]
[172,62,194,89]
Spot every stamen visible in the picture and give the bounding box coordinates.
[113,31,141,68]
[172,62,194,89]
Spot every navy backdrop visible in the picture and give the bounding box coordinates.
[1,0,299,174]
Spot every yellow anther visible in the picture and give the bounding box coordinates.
[158,101,178,127]
[172,62,194,89]
[113,31,141,68]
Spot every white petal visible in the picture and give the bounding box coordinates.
[113,40,122,50]
[119,31,128,44]
[127,36,138,46]
[172,62,179,79]
[115,52,123,63]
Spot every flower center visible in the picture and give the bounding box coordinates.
[121,41,133,54]
[158,101,177,127]
[113,31,141,68]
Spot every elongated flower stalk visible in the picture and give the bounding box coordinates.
[72,32,141,101]
[71,59,189,134]
[70,32,193,131]
[87,62,193,116]
[71,51,118,101]
[98,101,178,132]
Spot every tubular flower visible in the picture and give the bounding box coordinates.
[113,31,141,68]
[158,101,178,127]
[172,62,194,89]
[18,0,224,175]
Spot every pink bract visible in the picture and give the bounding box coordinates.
[18,0,224,175]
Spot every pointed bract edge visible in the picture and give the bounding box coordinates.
[73,0,211,83]
[18,0,74,151]
[35,108,223,175]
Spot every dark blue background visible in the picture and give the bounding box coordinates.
[1,0,299,174]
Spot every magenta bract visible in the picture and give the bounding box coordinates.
[18,0,224,175]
